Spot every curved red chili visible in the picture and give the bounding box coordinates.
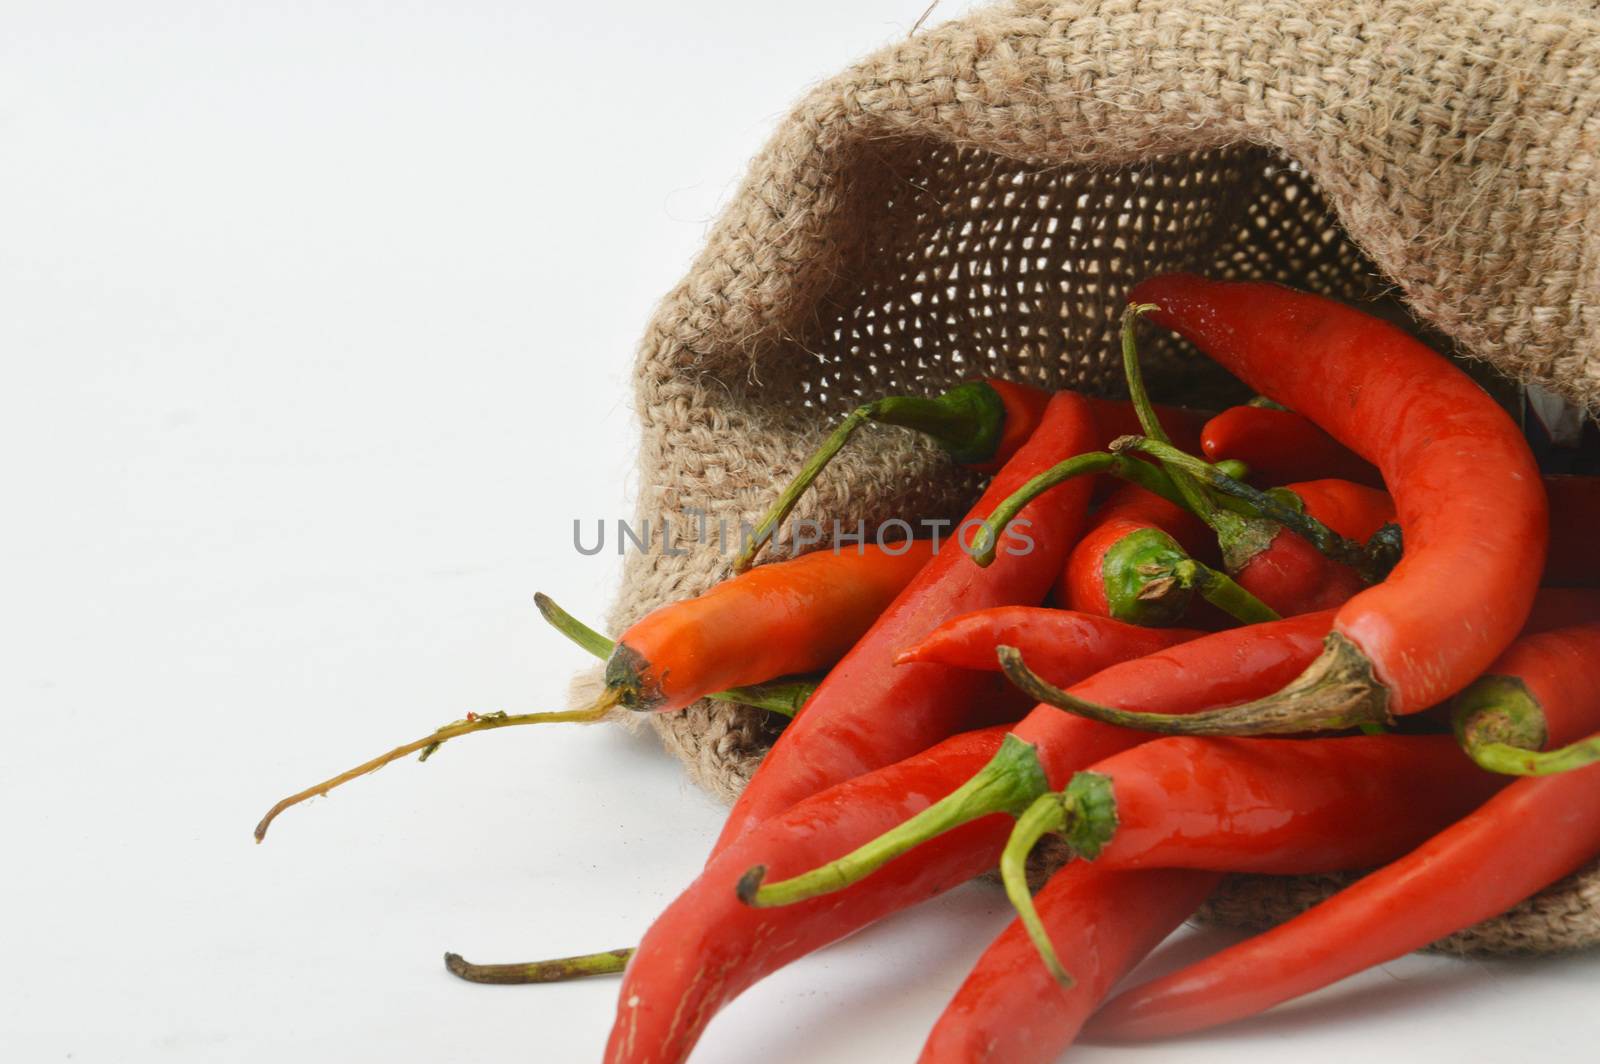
[1207,409,1598,593]
[1089,750,1600,1042]
[894,606,1203,684]
[608,616,1331,1063]
[712,392,1101,856]
[918,865,1219,1064]
[1202,404,1384,487]
[1122,274,1547,731]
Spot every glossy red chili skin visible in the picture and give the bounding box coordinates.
[1090,753,1600,1042]
[713,393,1100,856]
[1022,610,1335,784]
[1057,483,1215,614]
[607,615,1332,1064]
[1202,405,1384,487]
[1231,478,1394,616]
[1206,413,1598,592]
[971,379,1054,473]
[1132,275,1548,714]
[1545,475,1600,588]
[1285,479,1396,541]
[894,606,1203,686]
[1478,622,1600,749]
[918,866,1219,1064]
[606,728,1016,1064]
[613,540,937,713]
[1092,735,1505,873]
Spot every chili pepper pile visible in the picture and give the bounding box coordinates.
[259,274,1600,1060]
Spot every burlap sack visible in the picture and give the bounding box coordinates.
[591,0,1600,954]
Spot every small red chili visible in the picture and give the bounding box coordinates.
[1089,747,1600,1041]
[918,865,1219,1064]
[894,605,1203,684]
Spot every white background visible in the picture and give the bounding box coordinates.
[4,2,1597,1061]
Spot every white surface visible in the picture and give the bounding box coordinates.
[3,3,1596,1061]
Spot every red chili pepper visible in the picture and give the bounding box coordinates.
[918,865,1220,1064]
[608,614,1331,1064]
[1109,275,1547,732]
[973,379,1055,472]
[977,458,1281,628]
[894,605,1203,684]
[1280,479,1395,541]
[737,611,1332,908]
[1057,484,1219,624]
[606,727,1012,1064]
[1201,404,1384,487]
[1225,478,1396,616]
[1013,734,1507,878]
[1089,750,1600,1041]
[1453,623,1600,775]
[711,392,1101,855]
[599,540,935,716]
[997,734,1508,981]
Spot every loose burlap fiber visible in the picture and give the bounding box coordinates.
[590,0,1600,954]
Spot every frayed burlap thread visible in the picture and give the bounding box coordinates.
[597,0,1600,950]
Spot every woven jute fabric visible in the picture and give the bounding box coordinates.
[590,0,1600,953]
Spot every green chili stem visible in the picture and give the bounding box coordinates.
[734,383,1006,571]
[443,948,634,985]
[534,592,614,659]
[534,593,815,717]
[871,384,1006,463]
[1172,559,1281,625]
[969,451,1247,567]
[1115,437,1373,573]
[735,402,881,571]
[1000,794,1076,987]
[1450,673,1595,776]
[1467,738,1600,776]
[736,733,1051,908]
[997,770,1119,985]
[1121,304,1223,526]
